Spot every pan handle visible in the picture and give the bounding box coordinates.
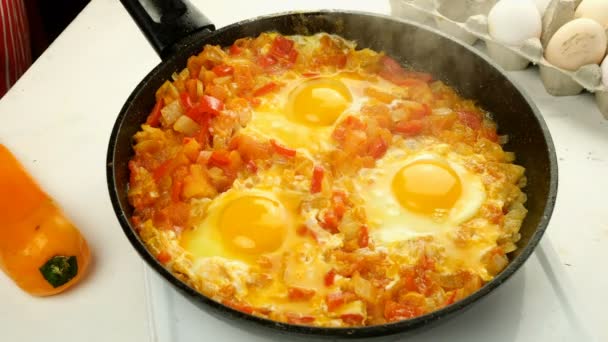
[120,0,215,59]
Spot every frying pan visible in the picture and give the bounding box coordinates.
[107,0,558,338]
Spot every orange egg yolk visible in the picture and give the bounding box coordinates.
[288,78,352,126]
[392,160,462,214]
[219,196,287,256]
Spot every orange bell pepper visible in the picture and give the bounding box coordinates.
[0,144,91,296]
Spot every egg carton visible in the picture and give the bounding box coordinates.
[389,0,608,119]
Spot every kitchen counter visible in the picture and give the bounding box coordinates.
[0,0,605,341]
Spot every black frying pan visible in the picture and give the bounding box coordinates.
[107,0,558,339]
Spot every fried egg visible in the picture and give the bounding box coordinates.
[356,142,486,243]
[181,174,306,265]
[240,73,401,157]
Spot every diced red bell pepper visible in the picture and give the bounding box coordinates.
[394,119,424,136]
[156,251,171,264]
[287,287,316,301]
[270,139,296,157]
[229,44,241,56]
[324,269,336,287]
[212,64,234,77]
[368,137,388,159]
[146,98,164,127]
[310,165,324,194]
[253,82,278,97]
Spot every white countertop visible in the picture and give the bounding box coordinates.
[0,0,606,341]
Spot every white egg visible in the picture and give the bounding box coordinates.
[575,0,608,28]
[488,0,542,46]
[602,55,608,87]
[354,146,486,246]
[534,0,551,14]
[545,18,607,71]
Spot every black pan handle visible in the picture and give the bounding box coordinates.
[120,0,215,59]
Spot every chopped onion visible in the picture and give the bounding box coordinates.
[213,76,232,85]
[196,80,204,98]
[173,115,200,136]
[432,107,453,116]
[160,100,183,126]
[352,273,375,302]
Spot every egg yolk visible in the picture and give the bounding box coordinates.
[219,196,288,256]
[392,160,462,214]
[288,78,352,126]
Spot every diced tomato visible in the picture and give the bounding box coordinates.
[458,111,482,130]
[156,251,171,264]
[324,269,336,287]
[310,165,324,194]
[384,300,422,322]
[180,92,194,111]
[326,292,356,311]
[410,103,431,119]
[358,225,369,248]
[270,139,296,157]
[223,299,254,314]
[368,137,388,159]
[286,313,315,325]
[340,313,365,325]
[208,150,231,167]
[212,64,234,77]
[245,160,258,173]
[199,95,224,116]
[320,211,339,234]
[171,180,183,202]
[378,56,433,85]
[229,44,241,55]
[253,82,278,97]
[394,119,424,136]
[258,55,277,68]
[302,72,320,78]
[146,98,164,127]
[270,36,295,58]
[288,287,316,301]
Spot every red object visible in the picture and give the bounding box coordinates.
[458,111,482,129]
[394,119,424,136]
[0,0,32,97]
[208,150,231,167]
[212,64,234,77]
[310,165,324,193]
[270,139,296,157]
[287,287,316,301]
[145,99,164,127]
[253,82,278,97]
[324,269,336,286]
[156,251,171,264]
[358,225,369,248]
[340,313,364,325]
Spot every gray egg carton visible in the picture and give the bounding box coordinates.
[390,0,608,119]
